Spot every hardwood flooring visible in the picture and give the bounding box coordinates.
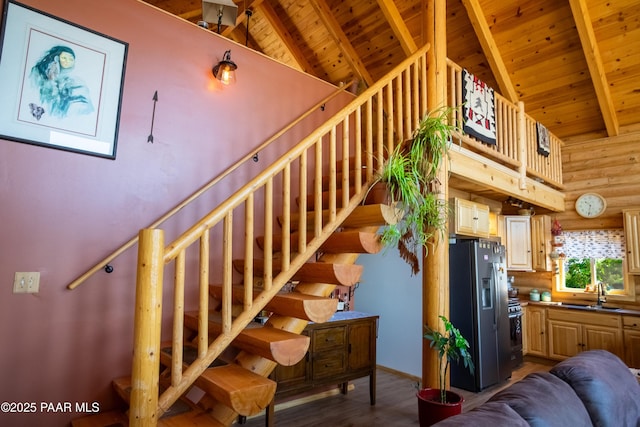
[240,357,555,427]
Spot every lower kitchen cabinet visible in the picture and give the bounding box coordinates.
[546,308,623,361]
[523,305,547,357]
[623,315,640,368]
[270,312,378,404]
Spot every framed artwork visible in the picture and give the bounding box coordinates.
[0,1,128,159]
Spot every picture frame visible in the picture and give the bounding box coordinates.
[0,1,128,159]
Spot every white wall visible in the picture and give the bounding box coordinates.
[355,248,423,378]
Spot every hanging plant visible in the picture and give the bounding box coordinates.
[368,106,460,274]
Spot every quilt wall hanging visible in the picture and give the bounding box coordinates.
[536,121,550,157]
[462,69,497,145]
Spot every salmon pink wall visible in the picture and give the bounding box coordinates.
[0,0,353,425]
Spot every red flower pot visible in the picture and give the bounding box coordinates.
[417,388,464,426]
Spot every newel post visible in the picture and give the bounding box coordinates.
[130,228,165,427]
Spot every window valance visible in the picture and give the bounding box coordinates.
[561,229,625,259]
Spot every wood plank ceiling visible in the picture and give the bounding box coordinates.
[143,0,640,144]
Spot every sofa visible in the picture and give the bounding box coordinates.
[433,350,640,427]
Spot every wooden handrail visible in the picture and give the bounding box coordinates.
[67,80,355,290]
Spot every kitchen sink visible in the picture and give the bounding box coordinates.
[561,303,622,312]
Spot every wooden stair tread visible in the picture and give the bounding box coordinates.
[256,230,381,255]
[157,408,225,427]
[209,285,337,323]
[232,259,363,286]
[196,364,276,416]
[184,311,309,366]
[112,377,197,420]
[159,343,227,370]
[71,410,128,427]
[280,203,401,231]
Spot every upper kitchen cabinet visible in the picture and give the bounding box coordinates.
[623,209,640,274]
[452,198,490,238]
[531,215,552,272]
[503,215,533,271]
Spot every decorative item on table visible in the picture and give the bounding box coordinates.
[541,291,551,302]
[529,289,540,301]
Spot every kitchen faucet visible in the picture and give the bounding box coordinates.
[596,282,607,307]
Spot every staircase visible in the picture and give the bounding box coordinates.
[72,43,432,427]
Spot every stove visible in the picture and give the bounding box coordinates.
[508,297,523,369]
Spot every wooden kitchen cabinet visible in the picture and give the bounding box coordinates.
[547,308,623,361]
[504,216,533,271]
[531,215,552,272]
[271,312,378,403]
[524,305,547,357]
[623,315,640,368]
[452,198,490,238]
[623,209,640,274]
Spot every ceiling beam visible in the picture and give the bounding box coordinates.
[308,0,374,86]
[460,0,518,103]
[568,0,619,137]
[257,1,317,75]
[375,0,417,56]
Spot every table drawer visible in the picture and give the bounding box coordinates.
[312,351,346,379]
[313,326,346,351]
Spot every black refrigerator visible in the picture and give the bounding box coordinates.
[449,237,511,392]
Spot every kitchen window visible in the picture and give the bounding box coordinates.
[554,229,635,300]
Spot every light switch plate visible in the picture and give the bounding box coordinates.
[13,272,40,293]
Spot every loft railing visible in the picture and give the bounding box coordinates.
[130,43,433,425]
[447,59,564,189]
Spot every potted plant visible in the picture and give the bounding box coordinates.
[417,315,474,426]
[366,106,458,274]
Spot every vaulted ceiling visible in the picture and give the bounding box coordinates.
[143,0,640,144]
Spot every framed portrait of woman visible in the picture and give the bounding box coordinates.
[0,0,128,159]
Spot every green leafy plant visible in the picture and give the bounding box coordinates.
[423,315,474,404]
[371,106,459,274]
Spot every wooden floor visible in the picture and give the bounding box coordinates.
[240,357,555,427]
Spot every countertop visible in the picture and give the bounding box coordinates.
[308,310,379,324]
[523,300,640,316]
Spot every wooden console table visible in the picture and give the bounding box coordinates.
[265,311,378,426]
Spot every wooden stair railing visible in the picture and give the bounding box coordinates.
[125,43,433,427]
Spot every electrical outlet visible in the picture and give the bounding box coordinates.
[13,272,40,294]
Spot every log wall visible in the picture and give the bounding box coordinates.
[554,132,640,231]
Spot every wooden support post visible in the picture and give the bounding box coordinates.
[130,228,164,427]
[422,0,449,390]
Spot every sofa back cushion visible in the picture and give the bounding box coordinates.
[431,401,529,426]
[550,350,640,427]
[488,371,593,427]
